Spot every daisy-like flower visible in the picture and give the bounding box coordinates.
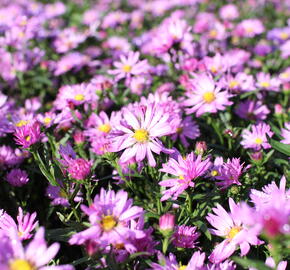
[172,225,200,248]
[0,207,38,240]
[109,51,149,81]
[183,74,233,117]
[171,116,200,147]
[69,188,145,252]
[150,251,205,270]
[214,158,250,189]
[159,152,211,201]
[6,168,29,187]
[111,103,174,167]
[235,100,270,121]
[256,72,281,92]
[234,19,264,38]
[0,227,74,270]
[219,72,255,93]
[14,121,43,149]
[241,122,273,150]
[206,198,262,263]
[280,122,290,144]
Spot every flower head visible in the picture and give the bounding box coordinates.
[172,225,200,248]
[14,121,42,148]
[6,168,29,187]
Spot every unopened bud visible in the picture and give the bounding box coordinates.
[159,213,175,236]
[195,141,207,155]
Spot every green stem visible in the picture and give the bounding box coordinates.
[162,237,170,254]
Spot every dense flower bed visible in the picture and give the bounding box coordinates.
[0,0,289,269]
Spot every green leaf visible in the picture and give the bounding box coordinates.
[232,257,272,270]
[270,139,290,156]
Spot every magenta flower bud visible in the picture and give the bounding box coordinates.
[85,240,98,256]
[73,130,85,145]
[195,141,207,155]
[67,158,91,180]
[274,104,283,114]
[250,151,263,161]
[159,213,175,233]
[6,168,29,187]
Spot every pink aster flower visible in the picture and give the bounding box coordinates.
[0,207,38,240]
[172,225,200,248]
[69,188,145,253]
[150,251,205,270]
[219,72,255,93]
[256,72,281,91]
[214,158,250,189]
[0,145,23,168]
[109,51,149,81]
[183,74,233,117]
[110,103,174,167]
[234,19,264,38]
[235,100,270,121]
[6,168,29,187]
[159,152,211,201]
[280,122,290,144]
[0,227,74,270]
[14,121,42,149]
[241,122,273,150]
[219,4,239,20]
[171,116,200,147]
[206,198,262,263]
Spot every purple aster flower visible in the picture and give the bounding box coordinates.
[241,122,273,150]
[219,72,255,93]
[267,27,290,43]
[109,51,149,81]
[214,158,250,189]
[206,198,262,263]
[0,227,74,270]
[171,116,200,147]
[256,72,281,92]
[0,207,37,240]
[69,188,145,253]
[183,74,233,117]
[235,100,270,121]
[172,225,200,248]
[159,152,211,201]
[280,122,290,144]
[110,103,174,167]
[234,19,264,38]
[6,168,29,187]
[0,145,23,168]
[14,121,42,149]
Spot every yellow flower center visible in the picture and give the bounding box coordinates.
[15,120,29,127]
[260,81,270,88]
[280,72,289,79]
[280,32,289,40]
[209,29,217,38]
[203,92,216,103]
[115,243,125,250]
[176,127,183,134]
[226,226,242,240]
[211,170,219,177]
[255,138,263,144]
[245,27,254,33]
[98,124,111,133]
[122,65,132,73]
[101,215,117,231]
[229,80,239,89]
[9,259,34,270]
[44,117,52,125]
[179,175,185,180]
[178,266,187,270]
[74,94,84,101]
[133,129,149,143]
[25,135,31,142]
[210,66,217,74]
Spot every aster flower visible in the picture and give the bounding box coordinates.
[0,227,74,270]
[206,198,262,263]
[280,122,290,144]
[256,72,281,92]
[14,121,42,149]
[172,225,200,248]
[241,122,273,150]
[214,158,250,189]
[150,251,205,270]
[159,152,211,201]
[110,103,174,167]
[183,74,233,117]
[6,168,29,187]
[219,4,239,20]
[171,116,200,147]
[234,19,264,38]
[0,145,23,168]
[235,100,270,121]
[267,27,290,43]
[0,207,37,240]
[69,188,145,252]
[219,73,255,93]
[109,51,149,81]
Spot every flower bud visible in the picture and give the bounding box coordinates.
[159,213,175,236]
[195,141,207,155]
